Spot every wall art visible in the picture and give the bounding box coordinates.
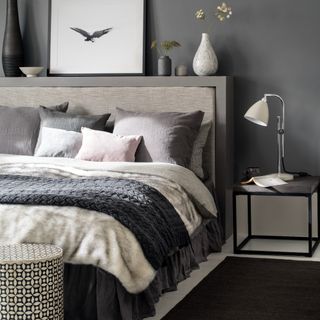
[49,0,145,76]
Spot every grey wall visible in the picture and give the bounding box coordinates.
[1,0,320,180]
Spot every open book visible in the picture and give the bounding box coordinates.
[241,174,288,188]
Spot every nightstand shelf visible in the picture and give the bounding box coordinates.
[233,176,320,257]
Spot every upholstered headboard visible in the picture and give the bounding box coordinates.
[0,76,233,237]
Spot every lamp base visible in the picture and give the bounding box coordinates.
[271,172,294,181]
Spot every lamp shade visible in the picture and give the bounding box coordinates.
[244,99,269,127]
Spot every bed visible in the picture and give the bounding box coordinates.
[0,77,233,320]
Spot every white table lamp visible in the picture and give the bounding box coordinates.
[244,94,294,181]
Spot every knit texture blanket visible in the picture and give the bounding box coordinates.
[0,174,190,270]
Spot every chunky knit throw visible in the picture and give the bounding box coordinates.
[0,174,190,270]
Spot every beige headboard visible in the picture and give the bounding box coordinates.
[0,76,233,238]
[0,86,214,120]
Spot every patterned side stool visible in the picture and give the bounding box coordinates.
[0,243,64,320]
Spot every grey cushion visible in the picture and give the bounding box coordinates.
[41,101,69,113]
[0,102,69,156]
[35,127,82,158]
[39,107,110,132]
[189,121,212,179]
[113,108,204,167]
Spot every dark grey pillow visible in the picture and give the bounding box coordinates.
[0,102,69,156]
[41,102,69,113]
[113,108,204,167]
[38,107,110,132]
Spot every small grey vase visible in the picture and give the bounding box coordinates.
[193,33,218,76]
[158,56,172,76]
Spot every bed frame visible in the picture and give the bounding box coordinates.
[0,76,233,237]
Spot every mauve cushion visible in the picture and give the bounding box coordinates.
[0,102,68,156]
[35,127,82,158]
[113,108,204,167]
[76,127,142,162]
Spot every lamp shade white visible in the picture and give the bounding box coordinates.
[244,99,269,127]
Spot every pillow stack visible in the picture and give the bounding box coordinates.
[35,107,110,157]
[0,104,211,178]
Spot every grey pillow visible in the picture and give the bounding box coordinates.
[0,102,68,156]
[41,102,69,113]
[38,107,110,132]
[189,121,212,179]
[35,127,82,158]
[113,108,204,167]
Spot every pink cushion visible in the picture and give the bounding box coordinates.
[76,127,142,162]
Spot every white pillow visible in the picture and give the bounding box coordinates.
[34,127,82,158]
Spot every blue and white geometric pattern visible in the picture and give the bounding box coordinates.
[0,244,63,320]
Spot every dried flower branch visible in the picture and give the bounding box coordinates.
[216,2,232,21]
[195,9,206,20]
[195,2,233,32]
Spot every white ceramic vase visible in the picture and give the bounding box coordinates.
[193,33,218,76]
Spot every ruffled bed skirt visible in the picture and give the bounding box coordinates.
[64,218,222,320]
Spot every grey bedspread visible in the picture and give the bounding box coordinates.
[0,155,218,293]
[0,174,190,270]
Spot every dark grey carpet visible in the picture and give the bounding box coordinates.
[162,257,320,320]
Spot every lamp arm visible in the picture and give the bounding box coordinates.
[264,94,285,158]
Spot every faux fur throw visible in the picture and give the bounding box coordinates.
[0,174,190,270]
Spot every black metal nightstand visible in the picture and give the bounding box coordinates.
[233,176,320,257]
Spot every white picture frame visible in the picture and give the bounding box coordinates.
[49,0,145,76]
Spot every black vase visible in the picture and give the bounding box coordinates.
[2,0,24,77]
[158,56,172,76]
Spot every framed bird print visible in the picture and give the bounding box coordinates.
[48,0,146,76]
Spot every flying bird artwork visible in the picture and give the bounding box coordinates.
[70,27,113,42]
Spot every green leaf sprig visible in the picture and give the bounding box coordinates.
[151,40,181,57]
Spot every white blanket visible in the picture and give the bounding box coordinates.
[0,155,217,293]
